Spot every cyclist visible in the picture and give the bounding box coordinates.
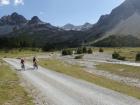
[21,58,25,70]
[33,56,38,70]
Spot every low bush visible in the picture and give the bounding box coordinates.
[136,53,140,61]
[83,47,88,53]
[75,55,84,59]
[117,56,126,61]
[112,52,125,61]
[62,49,73,56]
[76,47,93,54]
[77,48,83,54]
[112,52,120,59]
[99,48,104,53]
[88,48,93,54]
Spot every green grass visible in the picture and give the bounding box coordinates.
[93,47,140,61]
[39,59,140,99]
[1,47,140,61]
[0,59,34,105]
[96,63,140,79]
[0,48,43,58]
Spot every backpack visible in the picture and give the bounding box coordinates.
[33,57,36,62]
[21,59,24,63]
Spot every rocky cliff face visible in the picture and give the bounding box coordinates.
[0,12,27,25]
[28,16,44,25]
[87,0,140,42]
[0,13,59,35]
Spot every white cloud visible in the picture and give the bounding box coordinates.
[0,0,10,5]
[0,0,24,6]
[14,0,24,5]
[39,11,45,15]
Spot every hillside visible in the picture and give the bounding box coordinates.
[1,0,140,48]
[93,35,140,47]
[87,0,140,44]
[0,13,87,49]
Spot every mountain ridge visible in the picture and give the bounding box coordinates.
[87,0,140,43]
[1,0,140,48]
[61,23,93,31]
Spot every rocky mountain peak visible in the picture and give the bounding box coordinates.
[11,12,19,17]
[62,24,75,30]
[84,22,91,26]
[28,16,43,24]
[0,12,27,25]
[62,23,92,31]
[82,23,93,28]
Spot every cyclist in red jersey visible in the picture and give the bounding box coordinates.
[21,58,25,70]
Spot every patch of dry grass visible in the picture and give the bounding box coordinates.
[39,59,140,99]
[0,48,42,58]
[96,63,140,79]
[0,59,34,105]
[93,47,140,61]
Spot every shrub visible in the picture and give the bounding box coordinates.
[77,48,83,54]
[62,50,67,56]
[136,53,140,61]
[62,49,73,56]
[75,55,84,59]
[112,52,125,61]
[88,48,93,54]
[83,47,88,53]
[117,56,126,61]
[112,52,120,59]
[99,48,104,53]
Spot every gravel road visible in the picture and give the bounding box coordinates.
[4,58,140,105]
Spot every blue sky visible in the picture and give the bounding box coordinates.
[0,0,125,26]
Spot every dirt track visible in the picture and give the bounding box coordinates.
[4,58,140,105]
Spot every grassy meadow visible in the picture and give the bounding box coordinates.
[0,59,34,105]
[39,59,140,99]
[96,63,140,79]
[0,48,43,58]
[0,47,140,103]
[93,47,140,61]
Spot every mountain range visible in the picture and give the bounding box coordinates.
[0,12,87,49]
[61,23,93,31]
[0,0,140,49]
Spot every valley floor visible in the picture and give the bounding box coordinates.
[4,58,140,105]
[1,48,140,105]
[59,53,140,88]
